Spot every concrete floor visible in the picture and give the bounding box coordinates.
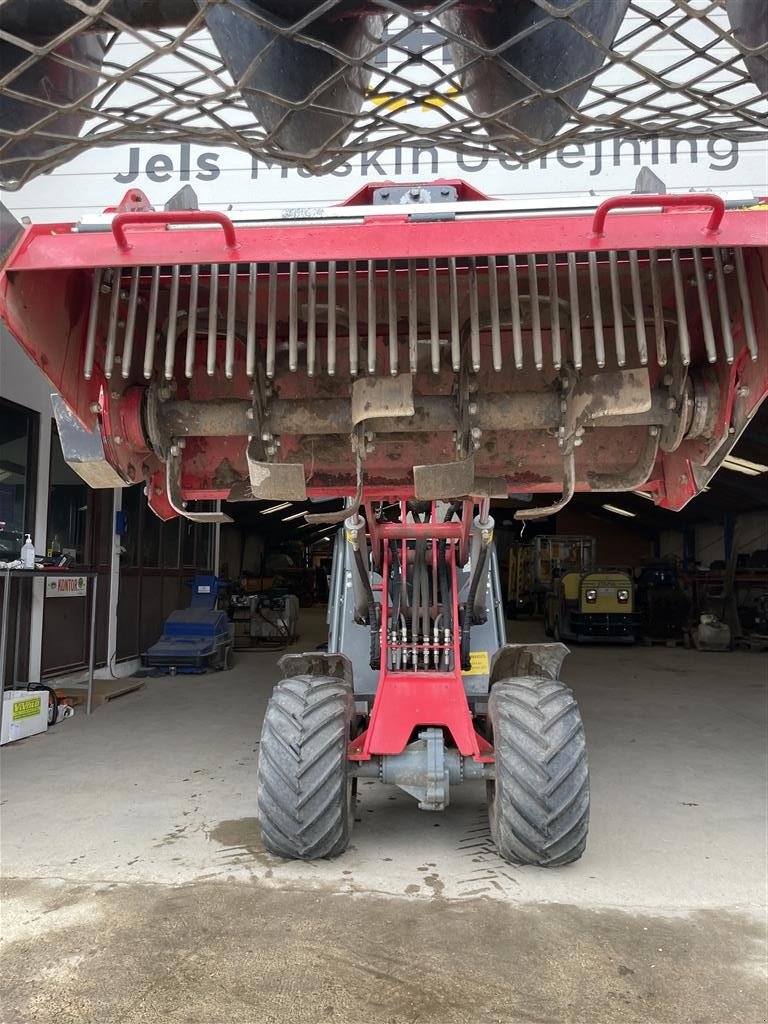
[1,608,766,1023]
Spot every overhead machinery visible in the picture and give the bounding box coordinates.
[1,1,767,864]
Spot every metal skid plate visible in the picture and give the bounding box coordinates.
[51,394,129,489]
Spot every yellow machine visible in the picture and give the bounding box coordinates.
[508,536,595,617]
[544,570,639,644]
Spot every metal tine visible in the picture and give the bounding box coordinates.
[121,265,140,379]
[508,255,523,369]
[712,249,734,364]
[367,259,377,375]
[266,261,277,379]
[428,258,440,374]
[245,263,257,378]
[608,251,626,367]
[566,252,582,370]
[143,265,160,380]
[488,256,502,372]
[207,263,219,376]
[327,260,337,377]
[185,264,199,379]
[288,262,298,373]
[734,247,758,360]
[408,260,418,373]
[547,253,561,370]
[527,254,543,371]
[628,251,648,365]
[468,257,480,372]
[84,267,103,380]
[649,250,667,366]
[306,261,317,377]
[388,260,398,376]
[165,264,181,381]
[225,262,238,379]
[670,250,691,366]
[347,261,357,377]
[448,257,460,371]
[588,252,605,369]
[693,249,717,364]
[104,267,121,379]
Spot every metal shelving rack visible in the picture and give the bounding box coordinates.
[0,568,99,736]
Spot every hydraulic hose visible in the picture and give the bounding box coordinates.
[420,554,430,667]
[411,538,424,665]
[438,538,450,630]
[389,539,402,625]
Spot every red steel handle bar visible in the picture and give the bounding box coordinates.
[111,210,238,251]
[592,193,725,237]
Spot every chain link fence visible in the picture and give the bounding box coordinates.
[1,0,766,189]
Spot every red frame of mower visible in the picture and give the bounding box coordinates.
[1,185,767,516]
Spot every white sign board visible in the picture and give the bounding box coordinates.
[1,3,766,223]
[45,575,87,599]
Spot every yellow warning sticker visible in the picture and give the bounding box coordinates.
[461,650,490,676]
[12,697,42,721]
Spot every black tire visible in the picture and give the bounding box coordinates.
[488,676,589,867]
[257,674,354,859]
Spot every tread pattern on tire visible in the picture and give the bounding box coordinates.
[488,676,589,867]
[257,674,353,859]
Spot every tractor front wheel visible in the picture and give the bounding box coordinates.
[488,676,589,867]
[257,674,354,859]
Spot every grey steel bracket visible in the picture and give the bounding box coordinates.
[350,373,415,427]
[51,394,129,489]
[304,452,363,525]
[413,455,475,501]
[517,366,652,520]
[373,185,458,205]
[166,450,232,523]
[516,449,575,521]
[562,367,652,442]
[588,425,660,491]
[246,437,308,501]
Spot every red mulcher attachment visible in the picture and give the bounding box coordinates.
[1,184,766,516]
[1,183,766,864]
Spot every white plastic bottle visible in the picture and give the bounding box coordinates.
[21,534,35,569]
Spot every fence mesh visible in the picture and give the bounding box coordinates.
[1,0,766,189]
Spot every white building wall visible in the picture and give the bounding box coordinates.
[1,329,54,680]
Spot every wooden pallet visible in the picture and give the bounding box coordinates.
[62,679,144,707]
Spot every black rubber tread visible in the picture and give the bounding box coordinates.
[488,676,589,867]
[257,674,353,859]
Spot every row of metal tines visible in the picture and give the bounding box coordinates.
[85,248,758,382]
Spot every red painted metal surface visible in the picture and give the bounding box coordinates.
[5,206,767,274]
[1,186,766,517]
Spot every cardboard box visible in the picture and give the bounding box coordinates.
[1,690,49,745]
